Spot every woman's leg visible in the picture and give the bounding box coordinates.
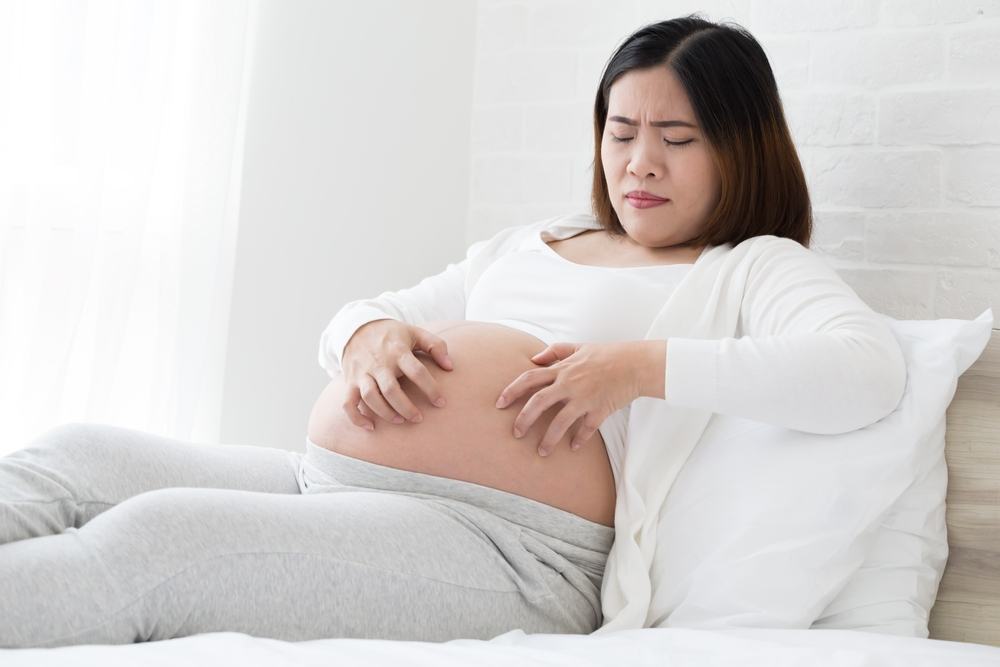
[0,484,577,647]
[0,422,301,545]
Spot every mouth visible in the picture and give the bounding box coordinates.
[625,192,669,202]
[626,195,670,209]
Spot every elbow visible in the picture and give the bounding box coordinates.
[875,332,907,421]
[839,329,908,433]
[801,329,908,436]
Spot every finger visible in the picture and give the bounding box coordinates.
[530,342,574,365]
[342,385,375,431]
[358,373,405,423]
[570,415,601,451]
[412,328,453,371]
[536,403,581,457]
[372,367,423,423]
[496,368,549,409]
[529,345,553,365]
[398,352,447,408]
[512,385,561,441]
[357,401,383,430]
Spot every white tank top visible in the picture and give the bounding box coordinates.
[465,230,692,490]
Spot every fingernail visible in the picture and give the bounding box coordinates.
[571,441,580,451]
[364,423,374,432]
[513,427,522,438]
[412,413,423,423]
[537,447,548,457]
[496,397,507,409]
[435,398,446,407]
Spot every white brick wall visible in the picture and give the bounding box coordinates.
[469,0,1000,320]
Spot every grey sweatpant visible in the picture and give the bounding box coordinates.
[0,422,614,648]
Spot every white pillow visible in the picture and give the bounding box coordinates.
[810,308,995,637]
[650,308,994,635]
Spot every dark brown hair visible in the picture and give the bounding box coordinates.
[591,15,812,248]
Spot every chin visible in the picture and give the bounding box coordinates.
[621,227,672,248]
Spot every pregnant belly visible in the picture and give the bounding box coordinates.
[306,320,617,527]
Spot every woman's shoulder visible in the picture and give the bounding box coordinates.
[746,235,836,274]
[719,234,829,276]
[734,233,809,256]
[695,234,851,308]
[510,211,601,239]
[462,213,601,289]
[470,212,600,256]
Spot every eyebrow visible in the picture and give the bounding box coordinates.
[608,115,697,128]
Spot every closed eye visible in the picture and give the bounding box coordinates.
[611,136,693,147]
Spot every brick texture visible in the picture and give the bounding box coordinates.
[470,0,1000,319]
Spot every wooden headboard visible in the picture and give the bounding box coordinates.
[928,328,1000,647]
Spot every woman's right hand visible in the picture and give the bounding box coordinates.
[341,319,454,431]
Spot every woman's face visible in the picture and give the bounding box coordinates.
[601,66,721,250]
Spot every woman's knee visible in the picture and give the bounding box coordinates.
[89,486,277,543]
[96,487,208,531]
[20,422,143,470]
[80,487,301,578]
[29,421,123,453]
[80,487,229,562]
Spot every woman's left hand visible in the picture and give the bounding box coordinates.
[494,341,644,457]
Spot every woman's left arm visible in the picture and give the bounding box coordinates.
[659,243,907,435]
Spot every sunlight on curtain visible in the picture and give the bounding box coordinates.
[0,0,257,454]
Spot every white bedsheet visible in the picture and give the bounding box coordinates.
[4,627,999,666]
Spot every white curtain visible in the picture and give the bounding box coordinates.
[0,0,258,454]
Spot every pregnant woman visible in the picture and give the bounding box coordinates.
[0,16,901,647]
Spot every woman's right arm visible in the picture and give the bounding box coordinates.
[318,235,492,378]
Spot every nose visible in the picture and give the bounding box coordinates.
[626,134,664,179]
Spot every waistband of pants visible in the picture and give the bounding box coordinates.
[302,438,614,556]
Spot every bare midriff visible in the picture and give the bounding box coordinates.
[306,320,617,527]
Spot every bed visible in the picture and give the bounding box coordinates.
[4,329,999,666]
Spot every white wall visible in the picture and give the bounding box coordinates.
[469,0,1000,320]
[221,0,476,448]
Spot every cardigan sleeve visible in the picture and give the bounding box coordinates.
[663,241,907,435]
[317,236,491,378]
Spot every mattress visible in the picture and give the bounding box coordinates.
[4,625,1000,666]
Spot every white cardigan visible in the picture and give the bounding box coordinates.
[318,212,908,632]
